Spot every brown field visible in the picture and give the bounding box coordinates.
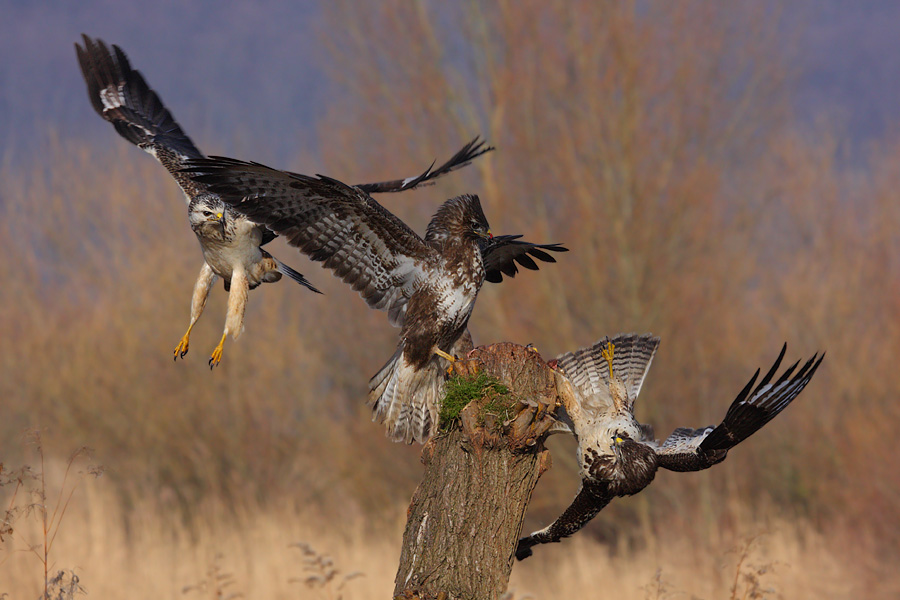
[0,465,873,599]
[2,2,899,598]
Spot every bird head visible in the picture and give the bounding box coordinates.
[468,217,492,241]
[425,194,492,244]
[611,431,633,457]
[606,430,659,495]
[188,194,228,234]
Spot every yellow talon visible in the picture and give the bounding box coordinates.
[601,341,615,377]
[434,348,457,363]
[209,333,227,369]
[174,326,193,360]
[435,348,458,376]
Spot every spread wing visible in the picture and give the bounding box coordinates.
[515,479,614,561]
[657,344,824,472]
[478,235,569,284]
[76,35,206,202]
[77,35,489,205]
[184,157,434,326]
[555,333,660,415]
[355,137,493,194]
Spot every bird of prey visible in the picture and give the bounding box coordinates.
[515,334,823,559]
[183,158,567,443]
[75,35,493,368]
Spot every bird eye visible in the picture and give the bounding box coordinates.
[202,211,214,217]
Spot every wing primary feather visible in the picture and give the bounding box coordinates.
[753,343,787,392]
[515,254,539,270]
[657,347,823,472]
[354,136,494,194]
[526,248,556,263]
[272,257,321,294]
[702,351,822,453]
[479,237,569,283]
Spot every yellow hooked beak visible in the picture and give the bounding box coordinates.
[215,211,227,234]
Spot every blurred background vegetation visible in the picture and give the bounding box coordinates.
[2,1,899,597]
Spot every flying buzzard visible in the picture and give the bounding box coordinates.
[75,35,492,367]
[516,334,823,559]
[183,158,567,443]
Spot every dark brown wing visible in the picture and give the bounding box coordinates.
[479,235,568,284]
[515,479,614,560]
[185,157,434,326]
[76,35,205,201]
[355,137,493,194]
[657,345,824,472]
[77,35,491,202]
[76,36,285,246]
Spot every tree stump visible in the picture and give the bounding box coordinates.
[393,343,572,600]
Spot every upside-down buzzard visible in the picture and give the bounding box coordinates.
[516,334,823,559]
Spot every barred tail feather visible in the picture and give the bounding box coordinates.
[368,347,446,444]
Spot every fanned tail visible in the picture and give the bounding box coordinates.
[368,346,447,444]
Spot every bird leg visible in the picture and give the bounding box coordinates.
[601,341,616,378]
[209,269,248,369]
[174,263,217,360]
[174,324,195,360]
[208,332,227,369]
[434,348,457,363]
[434,348,460,376]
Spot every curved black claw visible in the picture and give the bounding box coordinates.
[173,339,190,361]
[515,537,536,561]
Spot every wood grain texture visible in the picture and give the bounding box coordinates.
[393,343,569,600]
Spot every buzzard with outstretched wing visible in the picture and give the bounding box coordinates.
[184,158,567,443]
[516,334,823,559]
[75,34,492,367]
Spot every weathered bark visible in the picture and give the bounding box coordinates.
[393,343,570,600]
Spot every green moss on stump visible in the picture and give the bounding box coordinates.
[440,371,515,432]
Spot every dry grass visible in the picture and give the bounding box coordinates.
[0,472,881,599]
